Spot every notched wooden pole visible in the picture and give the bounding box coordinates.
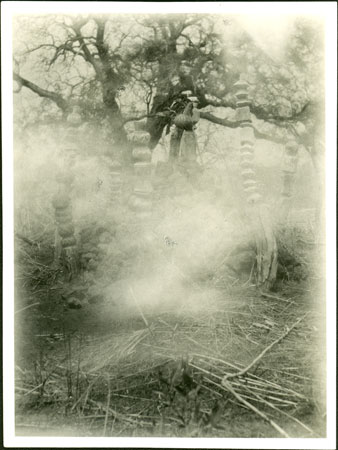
[279,140,299,224]
[52,172,78,276]
[128,125,153,219]
[234,75,278,290]
[52,108,81,276]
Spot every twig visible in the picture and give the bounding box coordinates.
[244,386,316,436]
[129,287,154,336]
[194,353,306,399]
[258,289,293,303]
[110,393,155,402]
[222,380,290,438]
[15,386,39,395]
[199,382,223,398]
[82,414,107,419]
[16,423,51,429]
[75,334,83,402]
[103,375,111,436]
[245,375,308,400]
[15,302,40,314]
[232,379,299,399]
[193,352,241,370]
[243,260,256,287]
[193,362,298,407]
[201,376,265,412]
[190,362,223,380]
[23,382,47,396]
[15,232,39,247]
[223,313,308,383]
[71,377,98,412]
[88,399,152,427]
[260,367,311,381]
[65,334,73,398]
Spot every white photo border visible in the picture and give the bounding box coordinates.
[2,2,337,449]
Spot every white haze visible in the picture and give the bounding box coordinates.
[235,15,297,62]
[14,111,316,323]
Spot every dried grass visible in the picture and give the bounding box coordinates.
[15,280,319,437]
[15,211,325,437]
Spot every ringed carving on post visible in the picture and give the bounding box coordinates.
[234,75,278,289]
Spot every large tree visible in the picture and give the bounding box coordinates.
[13,13,325,289]
[13,14,137,161]
[13,14,324,157]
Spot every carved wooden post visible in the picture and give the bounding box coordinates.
[128,127,153,218]
[234,78,261,205]
[52,171,78,275]
[109,160,123,201]
[52,108,81,275]
[280,140,299,223]
[234,75,278,289]
[63,107,82,157]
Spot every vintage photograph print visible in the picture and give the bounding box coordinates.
[2,2,336,448]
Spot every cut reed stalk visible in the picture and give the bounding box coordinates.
[103,375,111,436]
[222,380,290,438]
[222,314,309,383]
[243,386,316,436]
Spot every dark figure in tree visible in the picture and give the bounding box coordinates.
[170,99,201,179]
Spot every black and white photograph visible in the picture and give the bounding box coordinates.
[2,2,337,448]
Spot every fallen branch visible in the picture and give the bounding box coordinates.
[193,372,291,437]
[222,313,308,383]
[222,379,290,438]
[192,358,303,408]
[246,387,316,436]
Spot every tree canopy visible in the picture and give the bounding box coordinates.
[13,14,324,161]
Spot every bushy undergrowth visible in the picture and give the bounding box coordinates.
[276,224,317,283]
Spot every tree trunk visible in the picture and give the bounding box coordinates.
[109,109,132,165]
[100,78,133,165]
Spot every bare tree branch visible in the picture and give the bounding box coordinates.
[199,111,288,144]
[123,114,151,124]
[199,111,238,128]
[13,72,69,112]
[197,89,312,126]
[70,22,103,78]
[123,109,290,145]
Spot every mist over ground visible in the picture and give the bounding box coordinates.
[14,114,318,319]
[12,11,327,439]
